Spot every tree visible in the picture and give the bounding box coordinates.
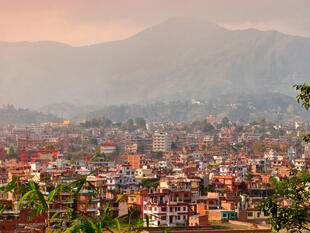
[126,119,136,132]
[127,119,134,126]
[245,172,254,182]
[7,146,17,159]
[294,84,310,142]
[221,117,230,128]
[0,172,144,233]
[171,142,177,150]
[261,169,310,232]
[253,142,266,154]
[260,84,310,232]
[153,151,163,160]
[213,135,218,146]
[88,137,98,145]
[203,185,213,196]
[141,179,159,189]
[201,121,214,133]
[135,118,146,129]
[45,145,56,150]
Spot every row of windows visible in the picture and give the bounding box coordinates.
[248,212,269,217]
[146,206,187,212]
[151,215,187,221]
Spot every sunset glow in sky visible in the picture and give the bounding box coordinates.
[1,0,310,46]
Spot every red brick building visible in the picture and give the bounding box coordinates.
[20,149,58,163]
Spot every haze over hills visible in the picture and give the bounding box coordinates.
[0,105,61,126]
[67,92,309,123]
[1,18,310,110]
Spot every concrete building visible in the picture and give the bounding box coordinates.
[152,132,171,152]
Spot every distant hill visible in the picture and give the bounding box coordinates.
[0,105,61,126]
[38,103,99,120]
[71,92,309,123]
[1,18,310,107]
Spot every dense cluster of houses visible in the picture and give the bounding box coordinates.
[0,117,309,232]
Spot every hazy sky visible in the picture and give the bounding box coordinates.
[1,0,310,46]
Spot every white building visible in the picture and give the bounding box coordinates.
[143,192,190,227]
[152,132,171,152]
[100,143,116,154]
[106,164,138,192]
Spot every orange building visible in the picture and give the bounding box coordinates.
[211,175,236,192]
[127,154,142,170]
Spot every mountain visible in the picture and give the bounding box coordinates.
[0,105,61,126]
[38,103,99,120]
[72,92,309,123]
[1,18,310,108]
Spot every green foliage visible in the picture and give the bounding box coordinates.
[259,84,310,232]
[0,171,144,233]
[213,135,218,146]
[77,92,305,124]
[141,179,159,189]
[201,121,215,133]
[87,137,98,145]
[153,152,163,160]
[81,117,112,128]
[294,84,310,142]
[171,142,177,150]
[294,84,310,111]
[221,117,230,128]
[0,105,60,126]
[245,172,254,182]
[135,117,146,129]
[7,146,18,159]
[203,185,213,195]
[45,144,56,150]
[261,170,310,232]
[253,142,266,154]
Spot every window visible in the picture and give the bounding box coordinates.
[162,207,166,212]
[248,212,253,217]
[257,213,260,218]
[223,213,227,217]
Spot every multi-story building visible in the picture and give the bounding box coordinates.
[20,149,59,163]
[152,132,171,152]
[143,189,191,227]
[127,154,142,170]
[106,164,138,192]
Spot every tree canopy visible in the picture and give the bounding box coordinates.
[261,84,310,232]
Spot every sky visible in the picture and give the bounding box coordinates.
[1,0,310,46]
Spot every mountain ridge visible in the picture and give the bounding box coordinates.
[0,18,309,108]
